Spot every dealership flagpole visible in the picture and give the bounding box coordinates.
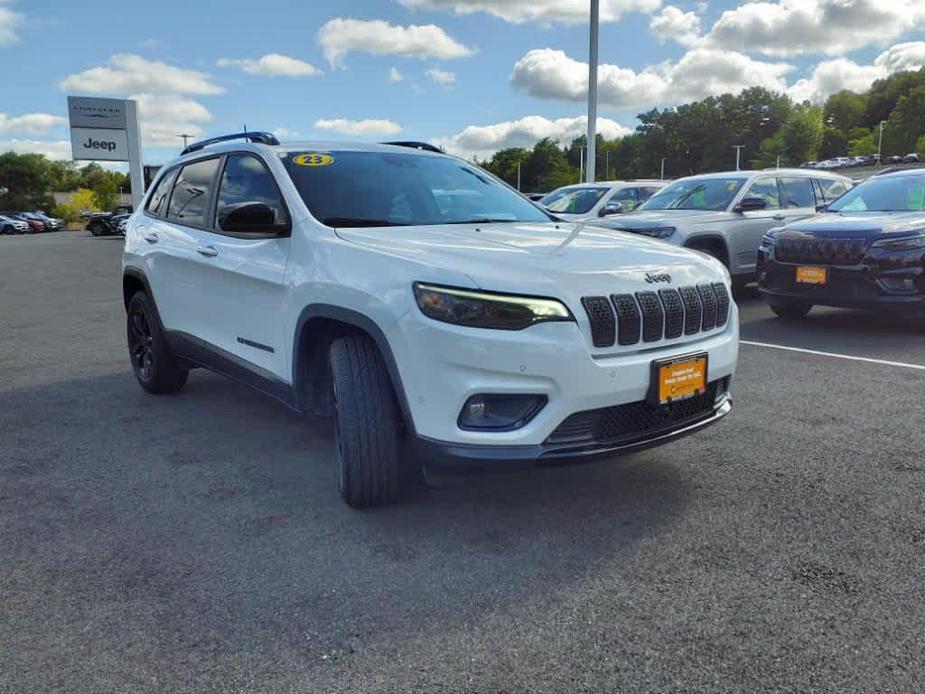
[585,0,599,183]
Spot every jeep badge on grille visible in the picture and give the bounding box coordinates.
[645,272,672,284]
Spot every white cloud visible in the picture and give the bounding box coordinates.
[398,0,661,24]
[511,47,792,109]
[705,0,925,57]
[273,127,299,138]
[388,67,405,82]
[0,113,66,136]
[0,139,71,160]
[788,42,925,103]
[649,6,701,47]
[132,94,213,148]
[0,4,23,45]
[426,67,456,84]
[317,18,475,67]
[137,38,164,50]
[59,54,223,95]
[217,53,321,77]
[314,118,403,136]
[434,115,632,159]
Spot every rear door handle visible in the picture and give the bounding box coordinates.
[196,245,218,257]
[142,231,159,243]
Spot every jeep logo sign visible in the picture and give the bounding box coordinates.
[69,127,129,161]
[645,272,672,284]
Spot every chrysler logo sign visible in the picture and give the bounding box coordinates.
[645,272,672,284]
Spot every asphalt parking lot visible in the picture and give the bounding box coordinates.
[1,232,924,693]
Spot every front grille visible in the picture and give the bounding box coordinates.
[582,283,730,348]
[776,236,869,265]
[547,381,723,445]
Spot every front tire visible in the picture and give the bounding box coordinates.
[329,335,401,508]
[769,301,812,320]
[126,292,188,394]
[88,222,106,237]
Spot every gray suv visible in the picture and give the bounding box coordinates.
[596,169,853,287]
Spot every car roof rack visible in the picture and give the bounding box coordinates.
[382,141,443,153]
[181,131,279,156]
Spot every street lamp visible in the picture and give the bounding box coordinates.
[877,120,886,167]
[731,145,746,171]
[585,0,599,183]
[178,134,192,148]
[660,157,666,180]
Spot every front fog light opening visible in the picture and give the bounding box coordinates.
[458,394,547,431]
[879,275,920,294]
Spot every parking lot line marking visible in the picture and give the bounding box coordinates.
[741,340,925,371]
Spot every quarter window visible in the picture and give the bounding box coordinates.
[215,154,288,231]
[145,168,177,217]
[779,177,815,208]
[744,178,781,209]
[167,158,220,227]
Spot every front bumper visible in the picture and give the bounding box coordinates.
[758,252,925,312]
[415,392,732,473]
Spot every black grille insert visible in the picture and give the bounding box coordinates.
[636,291,664,342]
[679,286,702,334]
[776,236,868,265]
[611,294,641,345]
[547,381,721,445]
[581,296,616,347]
[698,284,717,331]
[713,283,730,327]
[659,288,684,339]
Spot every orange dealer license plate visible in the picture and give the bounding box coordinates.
[649,353,708,405]
[796,266,828,285]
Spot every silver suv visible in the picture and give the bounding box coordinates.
[596,169,853,286]
[539,180,666,222]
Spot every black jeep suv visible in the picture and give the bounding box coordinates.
[758,169,925,319]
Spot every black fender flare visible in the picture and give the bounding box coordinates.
[292,305,416,435]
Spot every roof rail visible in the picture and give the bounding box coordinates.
[382,140,443,153]
[181,131,279,156]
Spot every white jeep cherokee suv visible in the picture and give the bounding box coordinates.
[122,133,738,508]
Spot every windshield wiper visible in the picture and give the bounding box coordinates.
[323,217,407,228]
[444,217,520,224]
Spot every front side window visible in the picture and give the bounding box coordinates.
[639,176,747,211]
[540,186,610,214]
[744,178,781,209]
[828,174,925,212]
[284,150,551,227]
[145,168,177,217]
[167,158,220,227]
[216,154,288,230]
[779,177,815,208]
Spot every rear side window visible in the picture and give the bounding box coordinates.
[818,178,849,202]
[215,154,289,230]
[167,158,220,227]
[779,177,815,208]
[145,168,177,217]
[639,186,662,201]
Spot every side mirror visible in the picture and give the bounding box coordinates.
[599,201,623,217]
[218,202,287,234]
[736,197,768,212]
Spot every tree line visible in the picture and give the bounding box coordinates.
[480,68,925,192]
[0,153,129,221]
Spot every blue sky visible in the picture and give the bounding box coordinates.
[1,0,924,165]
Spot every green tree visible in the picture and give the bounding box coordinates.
[92,177,120,211]
[754,105,823,167]
[481,147,530,188]
[916,133,925,155]
[847,131,877,156]
[0,152,56,209]
[881,85,925,155]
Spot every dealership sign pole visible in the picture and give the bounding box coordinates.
[585,0,599,183]
[67,96,145,210]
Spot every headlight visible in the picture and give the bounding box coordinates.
[413,282,573,330]
[871,234,925,251]
[634,226,675,239]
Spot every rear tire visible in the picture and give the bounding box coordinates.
[769,301,812,320]
[126,292,188,394]
[329,335,401,508]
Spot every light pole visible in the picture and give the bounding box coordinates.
[660,158,666,180]
[877,120,886,166]
[585,0,599,183]
[732,145,746,171]
[178,134,191,149]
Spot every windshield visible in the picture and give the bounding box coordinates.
[540,186,610,214]
[283,150,551,227]
[639,176,747,211]
[828,174,925,212]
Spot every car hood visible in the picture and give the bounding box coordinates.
[599,209,730,230]
[775,212,925,240]
[335,221,727,297]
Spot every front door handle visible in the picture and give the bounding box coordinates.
[142,231,159,244]
[196,245,218,257]
[772,214,786,221]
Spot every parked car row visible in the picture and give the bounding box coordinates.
[0,211,62,234]
[86,205,133,236]
[803,153,920,169]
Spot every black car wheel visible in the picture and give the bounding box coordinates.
[88,222,106,236]
[126,292,188,394]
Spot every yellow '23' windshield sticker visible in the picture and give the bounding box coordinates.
[293,153,334,167]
